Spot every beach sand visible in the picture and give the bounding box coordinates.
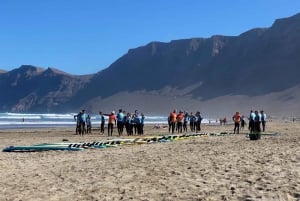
[0,121,299,201]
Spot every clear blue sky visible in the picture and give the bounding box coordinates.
[1,0,300,75]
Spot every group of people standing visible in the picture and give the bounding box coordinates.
[74,108,267,137]
[99,109,145,136]
[232,110,267,134]
[168,109,203,133]
[73,109,92,136]
[74,109,145,136]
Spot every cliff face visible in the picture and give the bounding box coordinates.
[75,13,300,103]
[1,13,300,115]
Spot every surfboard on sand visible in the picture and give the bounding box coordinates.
[2,145,84,152]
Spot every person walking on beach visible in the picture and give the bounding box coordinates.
[232,112,241,134]
[261,110,267,132]
[103,111,116,136]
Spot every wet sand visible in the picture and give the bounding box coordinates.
[0,121,299,201]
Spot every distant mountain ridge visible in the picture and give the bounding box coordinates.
[1,13,300,117]
[0,69,7,74]
[0,65,92,112]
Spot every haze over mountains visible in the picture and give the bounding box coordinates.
[1,13,300,117]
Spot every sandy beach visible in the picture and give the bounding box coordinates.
[0,121,299,201]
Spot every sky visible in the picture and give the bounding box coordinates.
[1,0,300,75]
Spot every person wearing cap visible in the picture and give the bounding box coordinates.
[103,111,116,136]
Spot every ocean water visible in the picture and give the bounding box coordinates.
[0,113,214,130]
[0,113,167,130]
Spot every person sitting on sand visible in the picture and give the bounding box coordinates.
[153,124,161,129]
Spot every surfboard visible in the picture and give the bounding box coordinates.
[2,145,84,152]
[260,132,279,136]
